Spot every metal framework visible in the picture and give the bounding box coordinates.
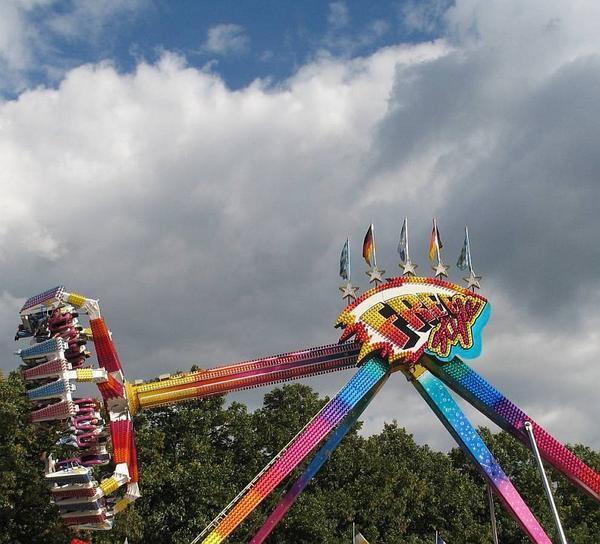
[13,273,600,542]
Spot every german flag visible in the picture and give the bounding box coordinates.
[429,219,443,262]
[362,224,375,266]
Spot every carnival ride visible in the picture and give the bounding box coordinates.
[13,220,600,543]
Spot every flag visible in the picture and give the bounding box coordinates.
[428,220,443,262]
[340,238,350,280]
[436,533,447,544]
[397,218,407,262]
[362,224,375,267]
[354,530,370,544]
[456,228,471,271]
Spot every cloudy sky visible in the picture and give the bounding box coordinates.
[2,0,600,452]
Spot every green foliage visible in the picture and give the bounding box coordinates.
[1,372,599,543]
[449,429,600,544]
[0,371,71,544]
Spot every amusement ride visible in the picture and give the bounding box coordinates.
[12,219,600,543]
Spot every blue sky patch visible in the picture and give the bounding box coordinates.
[6,0,451,95]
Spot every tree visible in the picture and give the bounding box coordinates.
[1,372,599,543]
[0,371,72,544]
[449,428,600,544]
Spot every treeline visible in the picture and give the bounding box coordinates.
[1,371,599,544]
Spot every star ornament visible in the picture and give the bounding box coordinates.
[339,282,359,302]
[464,270,482,290]
[366,265,385,284]
[432,261,449,278]
[400,260,418,276]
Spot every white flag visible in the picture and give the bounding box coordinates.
[397,218,408,263]
[355,530,370,544]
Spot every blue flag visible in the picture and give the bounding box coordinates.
[340,238,350,280]
[456,227,471,271]
[436,533,447,544]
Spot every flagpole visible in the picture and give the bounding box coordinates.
[352,521,355,544]
[487,483,499,544]
[340,237,358,305]
[524,421,568,544]
[405,218,410,262]
[435,529,438,543]
[348,237,351,283]
[371,223,377,268]
[434,218,441,265]
[466,225,477,292]
[465,225,473,274]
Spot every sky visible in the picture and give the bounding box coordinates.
[1,0,600,453]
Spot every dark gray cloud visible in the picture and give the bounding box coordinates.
[365,0,600,448]
[2,1,600,455]
[374,51,600,322]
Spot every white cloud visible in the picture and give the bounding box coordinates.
[400,0,452,35]
[322,2,389,56]
[46,0,143,40]
[0,291,24,355]
[0,0,144,93]
[0,0,48,88]
[3,0,600,457]
[203,23,250,55]
[328,1,350,30]
[0,38,446,400]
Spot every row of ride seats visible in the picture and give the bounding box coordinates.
[17,305,113,530]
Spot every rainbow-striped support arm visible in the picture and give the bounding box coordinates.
[198,357,390,544]
[406,364,552,543]
[422,356,600,502]
[250,369,390,544]
[128,342,360,412]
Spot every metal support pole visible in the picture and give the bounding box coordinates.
[524,421,568,544]
[487,483,499,544]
